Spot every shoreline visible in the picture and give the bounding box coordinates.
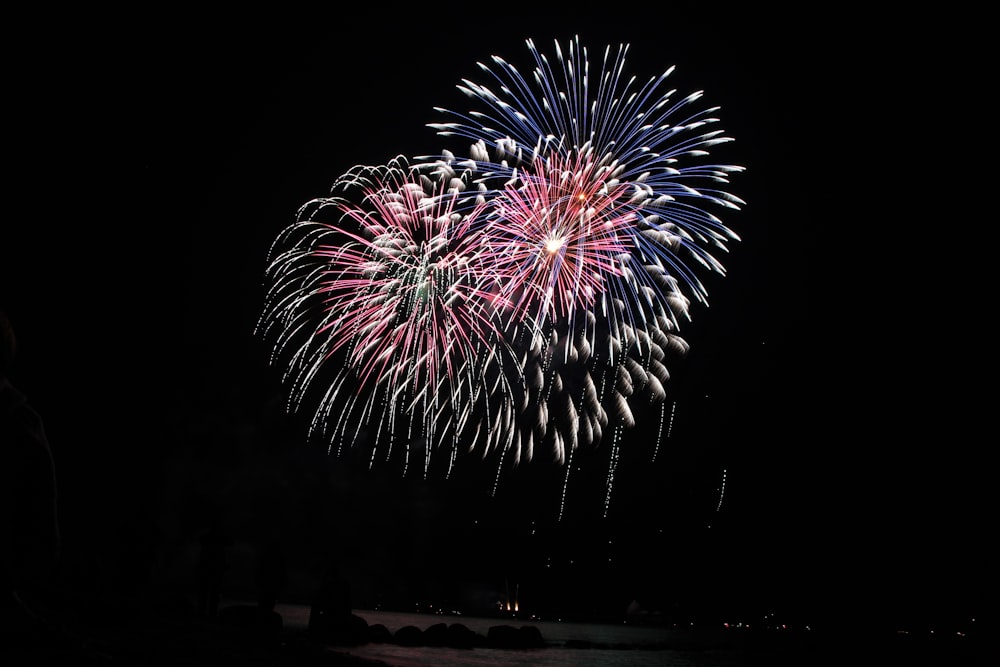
[4,590,990,667]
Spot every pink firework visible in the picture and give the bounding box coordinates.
[259,156,525,476]
[486,151,637,335]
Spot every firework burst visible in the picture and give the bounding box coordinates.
[428,35,745,315]
[259,36,744,516]
[258,156,528,477]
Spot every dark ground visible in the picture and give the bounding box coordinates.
[3,591,390,667]
[4,588,993,667]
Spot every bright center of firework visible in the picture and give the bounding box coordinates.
[545,237,565,254]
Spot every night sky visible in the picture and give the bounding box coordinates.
[3,6,993,637]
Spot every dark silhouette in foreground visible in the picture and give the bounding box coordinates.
[196,519,232,617]
[308,560,369,645]
[0,307,61,648]
[255,536,287,615]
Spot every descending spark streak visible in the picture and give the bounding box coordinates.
[603,424,623,518]
[652,401,675,462]
[715,468,728,513]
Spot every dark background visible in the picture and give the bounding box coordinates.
[2,6,992,636]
